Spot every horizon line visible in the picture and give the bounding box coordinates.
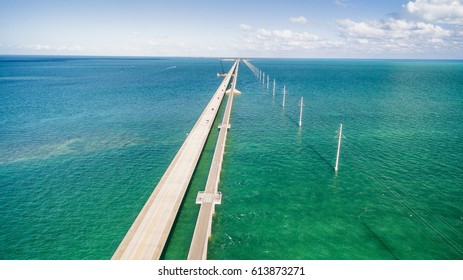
[1,53,462,61]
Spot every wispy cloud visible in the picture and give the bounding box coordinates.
[240,24,252,31]
[289,16,308,25]
[334,0,349,8]
[16,44,83,52]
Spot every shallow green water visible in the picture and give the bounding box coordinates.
[1,57,462,259]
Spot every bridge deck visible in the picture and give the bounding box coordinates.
[187,61,240,260]
[112,60,238,260]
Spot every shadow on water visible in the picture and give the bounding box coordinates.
[278,105,299,127]
[306,144,334,171]
[285,113,300,127]
[359,213,399,260]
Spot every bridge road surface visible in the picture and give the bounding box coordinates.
[188,60,240,260]
[112,60,239,260]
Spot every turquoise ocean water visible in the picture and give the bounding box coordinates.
[1,56,462,259]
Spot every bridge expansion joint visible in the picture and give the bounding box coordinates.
[218,123,231,130]
[195,191,222,205]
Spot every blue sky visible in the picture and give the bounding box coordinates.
[1,0,462,58]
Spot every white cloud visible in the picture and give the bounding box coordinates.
[255,28,318,41]
[337,18,453,54]
[338,18,452,39]
[273,29,294,39]
[290,16,308,25]
[406,0,463,24]
[29,44,52,50]
[257,28,272,37]
[147,40,159,47]
[236,17,461,58]
[357,38,369,44]
[240,24,252,31]
[338,19,386,38]
[238,26,324,53]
